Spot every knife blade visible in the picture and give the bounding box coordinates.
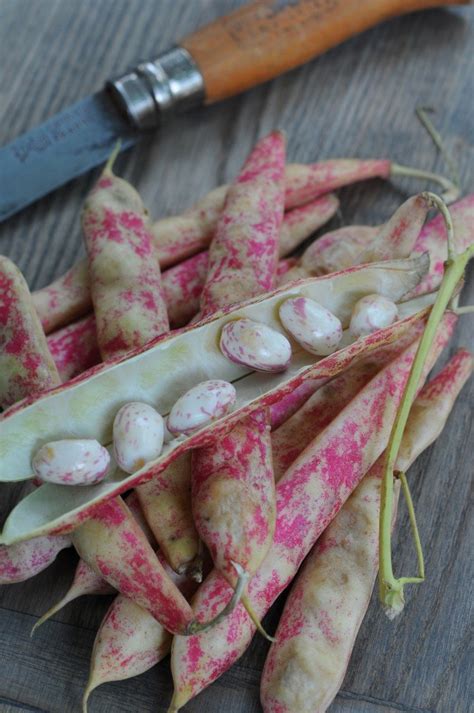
[0,0,467,222]
[0,93,139,221]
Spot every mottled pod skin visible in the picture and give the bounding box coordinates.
[32,491,153,631]
[151,185,228,268]
[192,409,275,586]
[299,192,427,278]
[271,330,422,481]
[269,319,423,432]
[284,159,391,209]
[200,131,286,316]
[355,193,429,263]
[0,533,71,584]
[46,315,101,381]
[0,256,60,408]
[162,250,210,327]
[278,194,339,255]
[82,164,169,360]
[84,554,199,705]
[301,194,474,287]
[412,193,474,295]
[71,496,195,635]
[136,453,201,576]
[32,557,114,632]
[154,157,375,269]
[33,194,338,336]
[32,258,91,334]
[300,225,380,276]
[86,593,172,702]
[0,260,64,585]
[169,318,454,709]
[260,349,473,713]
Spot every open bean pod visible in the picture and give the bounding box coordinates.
[0,256,432,544]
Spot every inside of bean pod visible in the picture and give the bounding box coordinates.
[0,256,434,544]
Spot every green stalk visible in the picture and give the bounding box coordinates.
[104,140,122,174]
[379,192,474,618]
[390,164,460,204]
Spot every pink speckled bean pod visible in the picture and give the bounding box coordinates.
[193,409,275,588]
[136,453,201,578]
[72,494,245,636]
[0,259,66,584]
[284,159,391,209]
[150,185,228,269]
[200,131,286,316]
[354,193,430,263]
[46,315,101,381]
[300,193,431,279]
[278,194,339,255]
[299,225,379,277]
[71,496,196,635]
[193,133,284,628]
[261,349,472,713]
[0,256,60,408]
[0,533,71,584]
[32,492,153,631]
[83,553,199,710]
[82,157,169,360]
[0,260,433,534]
[412,193,474,295]
[78,159,201,618]
[32,258,91,334]
[32,556,114,632]
[168,315,454,710]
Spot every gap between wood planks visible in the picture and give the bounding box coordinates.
[0,695,49,713]
[338,690,437,713]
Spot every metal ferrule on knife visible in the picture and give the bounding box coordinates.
[109,47,205,129]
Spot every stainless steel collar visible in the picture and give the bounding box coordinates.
[108,47,205,130]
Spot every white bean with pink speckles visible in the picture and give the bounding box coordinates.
[279,296,343,356]
[220,319,292,373]
[32,440,110,486]
[350,294,399,337]
[113,402,164,474]
[167,380,237,435]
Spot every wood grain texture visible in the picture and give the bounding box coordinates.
[0,1,472,712]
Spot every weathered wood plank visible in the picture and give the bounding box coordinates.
[0,1,472,712]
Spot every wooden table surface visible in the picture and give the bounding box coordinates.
[0,2,473,712]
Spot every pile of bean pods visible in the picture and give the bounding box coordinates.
[0,130,473,712]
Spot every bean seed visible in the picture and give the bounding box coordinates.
[167,380,236,435]
[220,319,292,372]
[113,402,164,474]
[350,294,398,337]
[279,297,342,356]
[32,440,110,486]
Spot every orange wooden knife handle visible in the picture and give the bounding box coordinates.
[181,0,468,103]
